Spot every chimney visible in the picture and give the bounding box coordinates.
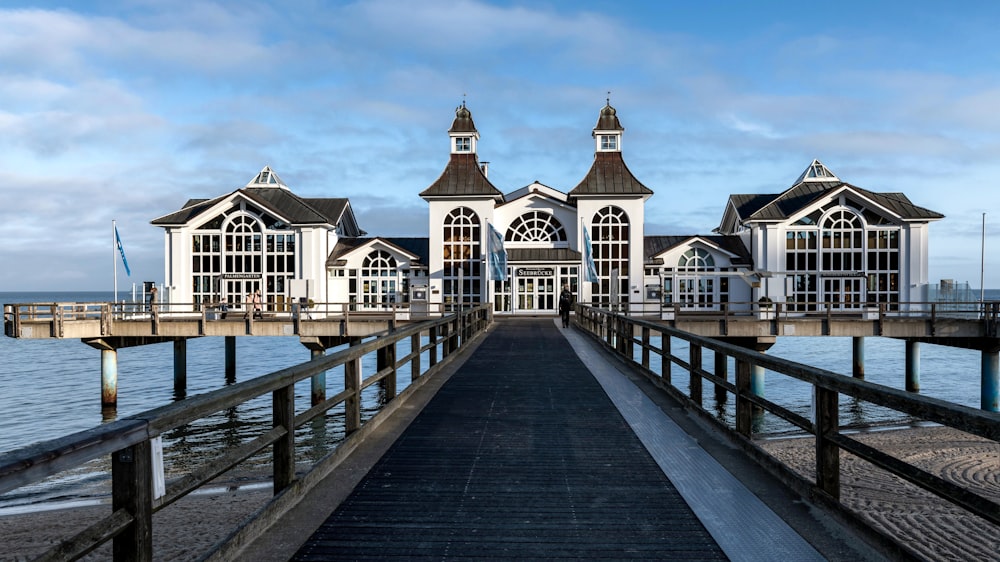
[480,161,489,178]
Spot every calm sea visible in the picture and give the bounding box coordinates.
[0,290,995,511]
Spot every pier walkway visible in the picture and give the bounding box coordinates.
[244,319,869,561]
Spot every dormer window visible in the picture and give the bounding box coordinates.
[600,135,618,151]
[455,137,471,152]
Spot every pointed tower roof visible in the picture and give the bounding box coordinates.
[420,103,503,201]
[569,101,652,198]
[594,101,624,132]
[449,101,478,133]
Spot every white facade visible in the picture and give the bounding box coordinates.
[152,108,943,318]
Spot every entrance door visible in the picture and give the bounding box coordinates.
[225,278,262,313]
[823,277,864,310]
[516,276,555,312]
[676,276,717,310]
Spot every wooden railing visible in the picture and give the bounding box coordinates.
[575,305,1000,553]
[2,300,468,339]
[0,305,492,561]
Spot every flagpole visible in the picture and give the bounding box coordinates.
[981,212,986,307]
[113,219,118,304]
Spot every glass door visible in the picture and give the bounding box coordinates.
[515,276,556,312]
[823,277,864,310]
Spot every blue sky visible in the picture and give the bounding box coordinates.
[2,1,1000,291]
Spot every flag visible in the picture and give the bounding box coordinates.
[115,224,131,277]
[583,225,599,283]
[487,222,507,281]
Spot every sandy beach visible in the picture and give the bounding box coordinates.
[1,425,996,561]
[759,425,1000,561]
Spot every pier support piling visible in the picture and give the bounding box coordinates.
[101,348,118,407]
[225,336,236,383]
[982,349,999,412]
[173,339,187,395]
[310,348,326,406]
[905,340,920,392]
[852,336,865,379]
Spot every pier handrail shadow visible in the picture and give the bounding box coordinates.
[575,303,1000,559]
[0,304,492,561]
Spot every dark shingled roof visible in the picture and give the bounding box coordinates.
[569,152,653,197]
[644,235,751,265]
[419,153,504,199]
[729,181,943,222]
[151,187,349,226]
[326,237,430,268]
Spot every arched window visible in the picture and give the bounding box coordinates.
[443,207,481,305]
[361,249,398,308]
[786,204,899,311]
[505,211,567,243]
[590,206,630,306]
[677,248,715,270]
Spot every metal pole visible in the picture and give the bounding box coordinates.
[981,212,986,307]
[113,220,118,304]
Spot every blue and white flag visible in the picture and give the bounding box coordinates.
[115,224,131,277]
[487,222,507,281]
[583,225,599,283]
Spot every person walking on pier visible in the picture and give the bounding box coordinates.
[149,286,158,315]
[246,289,262,319]
[559,284,573,328]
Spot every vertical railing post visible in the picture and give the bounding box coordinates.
[441,322,451,358]
[815,386,840,499]
[377,342,397,401]
[690,343,703,407]
[735,358,752,437]
[112,440,153,562]
[429,325,438,367]
[345,355,361,434]
[714,350,728,402]
[411,332,422,381]
[273,383,295,493]
[641,326,650,371]
[661,331,671,385]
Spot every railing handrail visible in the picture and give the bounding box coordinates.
[575,304,1000,540]
[0,304,493,560]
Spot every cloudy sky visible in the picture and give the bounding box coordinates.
[2,0,1000,292]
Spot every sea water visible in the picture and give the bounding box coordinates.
[0,290,994,509]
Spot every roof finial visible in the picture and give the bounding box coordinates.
[606,90,611,106]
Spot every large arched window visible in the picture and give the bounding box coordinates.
[191,205,297,311]
[505,211,567,243]
[590,206,630,306]
[361,249,398,308]
[442,207,481,305]
[786,202,899,311]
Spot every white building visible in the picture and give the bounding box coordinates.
[151,103,943,317]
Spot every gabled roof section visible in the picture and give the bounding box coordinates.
[419,153,504,200]
[151,167,363,232]
[644,235,751,264]
[568,152,653,197]
[326,237,429,268]
[500,181,571,208]
[721,160,944,225]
